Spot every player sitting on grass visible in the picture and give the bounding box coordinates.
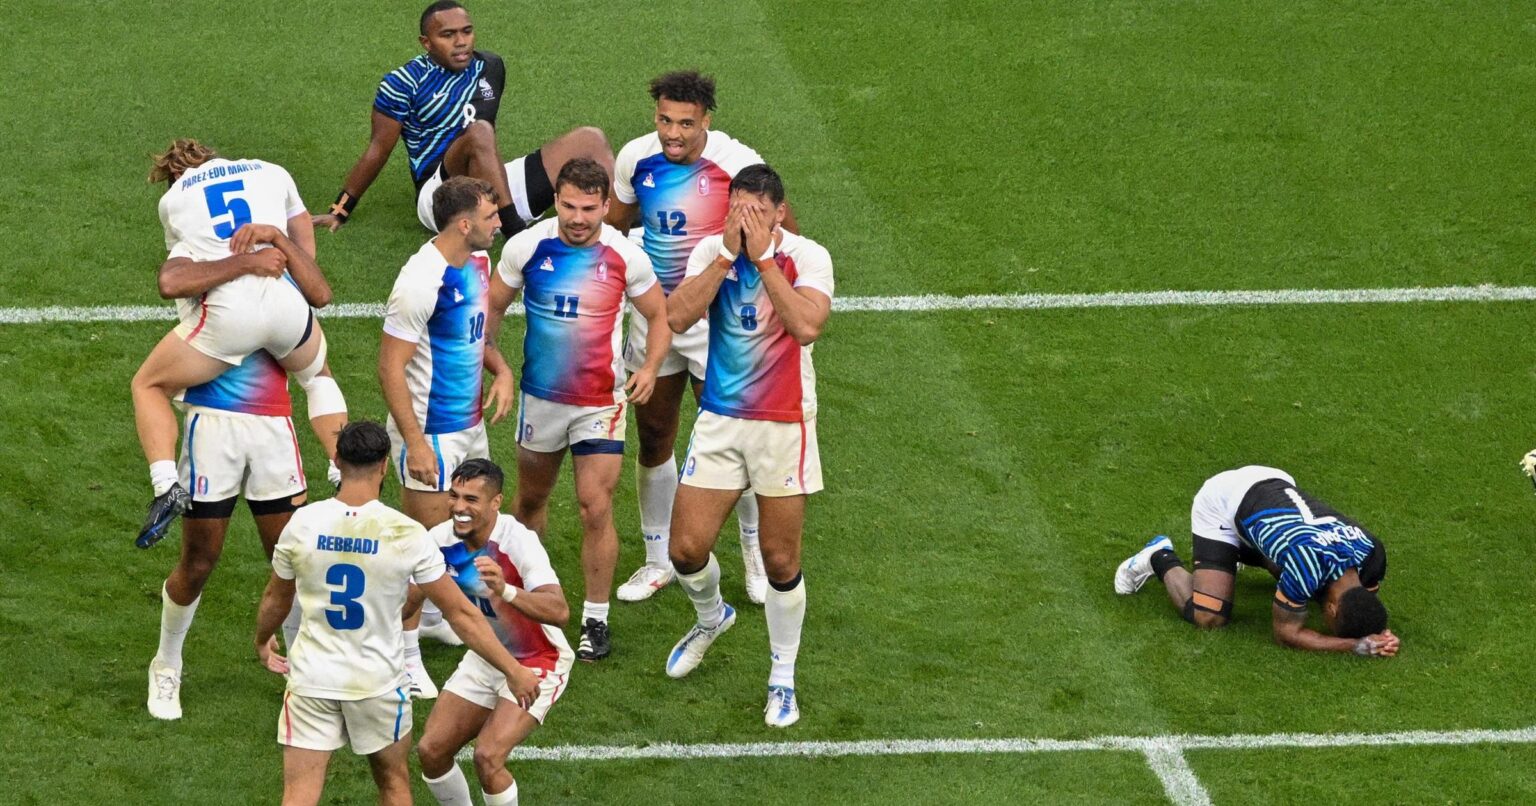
[1115,465,1399,657]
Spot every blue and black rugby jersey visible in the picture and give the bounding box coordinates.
[374,51,507,187]
[1235,479,1381,609]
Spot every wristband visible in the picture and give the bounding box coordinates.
[758,241,776,262]
[717,241,737,263]
[1352,637,1375,657]
[329,190,359,223]
[499,584,518,603]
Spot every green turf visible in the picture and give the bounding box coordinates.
[4,1,1536,803]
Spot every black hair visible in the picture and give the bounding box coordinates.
[1334,586,1388,638]
[554,157,610,200]
[432,175,495,229]
[335,421,391,470]
[451,458,504,495]
[728,163,786,206]
[648,69,717,112]
[420,0,465,35]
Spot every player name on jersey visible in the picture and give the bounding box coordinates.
[315,535,381,555]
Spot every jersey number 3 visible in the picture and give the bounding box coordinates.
[204,180,253,239]
[325,563,367,630]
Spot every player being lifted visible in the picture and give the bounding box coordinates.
[254,422,539,806]
[605,70,799,605]
[662,165,833,727]
[133,139,346,548]
[381,176,515,695]
[415,460,572,806]
[489,158,671,661]
[1115,465,1400,657]
[315,0,611,239]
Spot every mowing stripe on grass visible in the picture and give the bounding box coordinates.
[459,725,1536,806]
[6,284,1536,325]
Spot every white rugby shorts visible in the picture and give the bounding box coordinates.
[442,650,570,724]
[178,408,306,503]
[175,275,312,366]
[681,411,822,497]
[624,309,708,379]
[386,419,490,493]
[516,393,626,455]
[1190,465,1295,546]
[277,686,411,755]
[416,159,536,233]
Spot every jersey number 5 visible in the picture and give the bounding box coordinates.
[325,563,367,630]
[203,180,253,240]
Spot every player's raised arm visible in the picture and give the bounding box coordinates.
[668,207,741,333]
[472,555,569,627]
[231,223,334,308]
[315,110,404,232]
[745,205,829,345]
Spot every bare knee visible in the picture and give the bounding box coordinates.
[569,125,610,155]
[577,497,612,532]
[464,120,496,148]
[472,745,507,783]
[760,542,800,583]
[669,533,710,572]
[416,737,454,778]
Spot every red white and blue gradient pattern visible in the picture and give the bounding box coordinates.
[517,239,632,407]
[630,152,733,293]
[423,255,490,433]
[182,350,292,416]
[482,539,562,670]
[701,252,806,422]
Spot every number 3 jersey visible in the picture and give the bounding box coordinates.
[496,220,658,407]
[157,157,308,324]
[612,130,765,293]
[272,498,446,700]
[429,514,574,672]
[383,241,492,434]
[685,232,835,423]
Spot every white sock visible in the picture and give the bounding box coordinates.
[421,598,444,628]
[482,780,518,806]
[638,457,678,567]
[582,600,610,624]
[736,495,760,544]
[149,460,179,497]
[765,574,806,688]
[676,554,724,628]
[404,629,422,663]
[281,600,302,652]
[156,583,200,670]
[423,765,474,806]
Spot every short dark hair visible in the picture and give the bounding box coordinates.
[554,157,610,200]
[451,458,504,495]
[648,69,717,112]
[432,176,494,229]
[335,421,391,470]
[728,163,786,206]
[420,0,465,35]
[1334,586,1388,638]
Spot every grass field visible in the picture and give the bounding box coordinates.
[4,1,1536,803]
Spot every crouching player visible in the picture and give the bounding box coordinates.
[253,422,539,806]
[1115,465,1399,656]
[417,459,573,806]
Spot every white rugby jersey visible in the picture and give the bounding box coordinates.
[272,497,446,700]
[428,513,574,672]
[383,241,493,434]
[157,157,309,323]
[613,130,765,293]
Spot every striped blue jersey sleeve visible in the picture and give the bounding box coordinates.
[374,65,417,122]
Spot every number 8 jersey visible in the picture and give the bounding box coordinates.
[272,497,447,700]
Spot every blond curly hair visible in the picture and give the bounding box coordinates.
[148,138,219,184]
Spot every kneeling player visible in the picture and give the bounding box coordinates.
[416,459,572,806]
[1115,465,1399,656]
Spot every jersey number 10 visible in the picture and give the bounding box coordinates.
[203,180,253,239]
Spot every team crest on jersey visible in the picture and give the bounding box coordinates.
[539,257,555,271]
[783,475,797,489]
[685,457,697,476]
[697,174,710,195]
[596,262,608,281]
[477,78,494,100]
[642,173,655,188]
[453,288,465,303]
[196,475,209,496]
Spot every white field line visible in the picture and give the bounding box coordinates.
[6,284,1536,325]
[453,725,1536,805]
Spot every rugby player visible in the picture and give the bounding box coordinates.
[606,70,799,605]
[488,157,671,662]
[314,0,611,238]
[415,459,572,806]
[254,421,539,806]
[135,139,345,549]
[1115,465,1400,656]
[380,176,514,695]
[661,165,833,727]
